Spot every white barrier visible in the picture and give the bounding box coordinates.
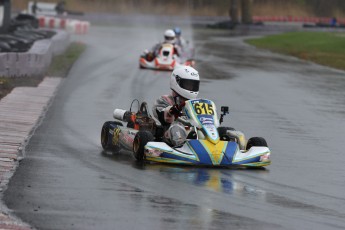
[50,29,70,55]
[37,15,90,34]
[0,30,70,77]
[27,1,57,16]
[0,5,4,27]
[66,19,90,34]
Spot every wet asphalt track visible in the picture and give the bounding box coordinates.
[4,19,345,229]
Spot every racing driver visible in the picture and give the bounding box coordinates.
[173,27,187,49]
[145,29,181,61]
[152,66,200,147]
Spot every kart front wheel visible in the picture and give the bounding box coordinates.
[133,131,154,161]
[246,137,268,150]
[218,127,235,141]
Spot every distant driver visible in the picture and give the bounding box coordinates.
[144,29,181,61]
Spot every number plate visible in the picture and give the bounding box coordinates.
[192,100,215,115]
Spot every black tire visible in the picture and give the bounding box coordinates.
[218,127,235,141]
[101,121,123,152]
[15,13,39,28]
[246,137,268,150]
[133,131,154,161]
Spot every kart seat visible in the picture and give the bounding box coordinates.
[127,102,157,135]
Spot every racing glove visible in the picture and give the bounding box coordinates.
[169,105,181,116]
[169,102,185,119]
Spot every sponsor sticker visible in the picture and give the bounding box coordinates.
[146,149,163,157]
[199,116,214,124]
[120,133,134,146]
[112,128,121,145]
[260,154,270,162]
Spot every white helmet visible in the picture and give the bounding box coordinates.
[164,29,176,44]
[170,66,200,100]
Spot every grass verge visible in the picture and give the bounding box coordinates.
[246,32,345,71]
[47,42,86,77]
[0,42,86,100]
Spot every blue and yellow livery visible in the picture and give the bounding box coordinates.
[144,99,270,167]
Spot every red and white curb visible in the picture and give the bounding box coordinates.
[0,77,62,230]
[38,16,90,35]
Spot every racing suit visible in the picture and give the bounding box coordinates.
[175,36,187,50]
[152,94,176,126]
[152,94,187,146]
[147,42,181,60]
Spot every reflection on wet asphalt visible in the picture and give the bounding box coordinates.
[102,150,268,197]
[156,166,267,195]
[4,21,345,230]
[99,152,280,229]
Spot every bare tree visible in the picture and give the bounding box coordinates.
[242,0,253,24]
[229,0,240,23]
[0,0,11,33]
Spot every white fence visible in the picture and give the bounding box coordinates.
[27,1,57,16]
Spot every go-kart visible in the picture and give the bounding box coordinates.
[139,43,195,70]
[101,99,271,168]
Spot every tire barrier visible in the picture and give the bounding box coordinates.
[253,16,345,24]
[0,30,70,77]
[0,77,62,230]
[37,15,90,34]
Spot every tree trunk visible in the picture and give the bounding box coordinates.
[229,0,239,24]
[0,0,11,33]
[241,0,253,24]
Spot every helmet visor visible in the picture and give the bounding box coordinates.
[165,36,175,41]
[177,78,199,92]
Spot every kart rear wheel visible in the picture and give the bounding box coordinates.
[246,137,268,150]
[218,127,235,141]
[133,131,154,161]
[101,121,123,152]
